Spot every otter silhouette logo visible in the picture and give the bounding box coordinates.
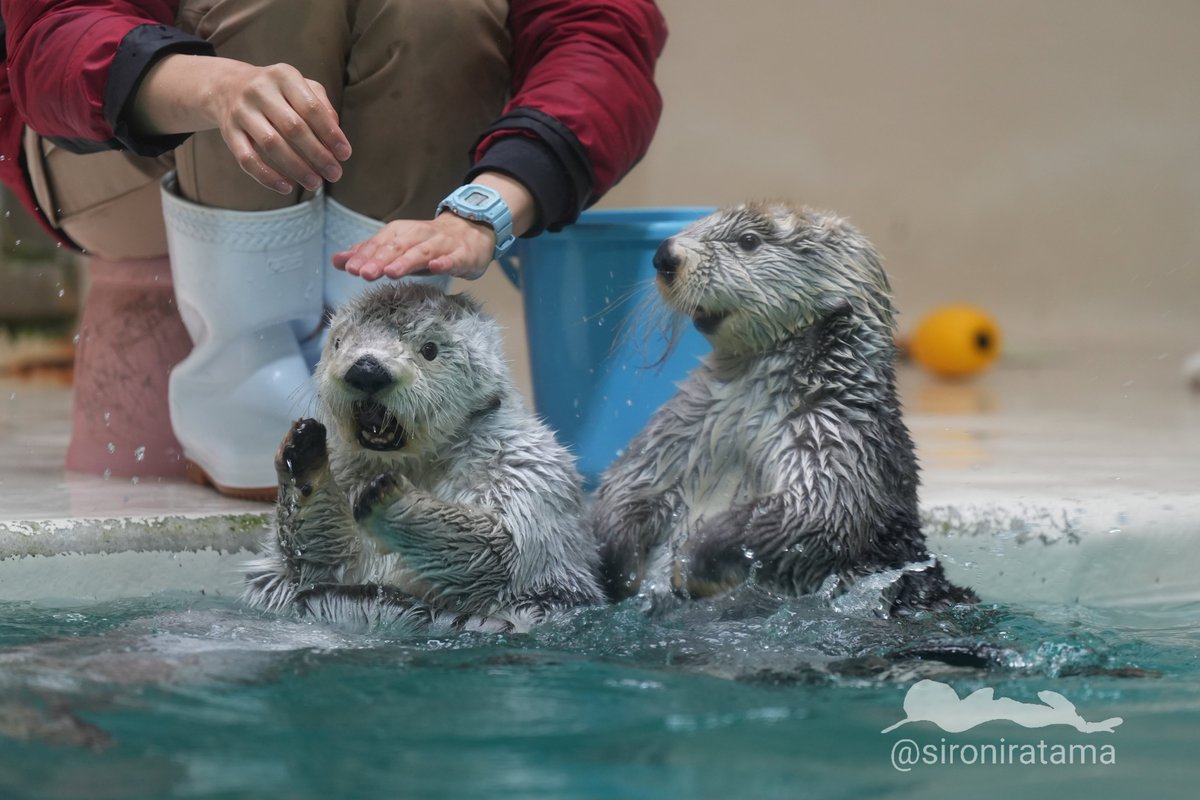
[882,680,1123,734]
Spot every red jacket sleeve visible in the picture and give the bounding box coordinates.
[4,0,212,155]
[468,0,668,233]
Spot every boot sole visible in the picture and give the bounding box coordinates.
[185,459,277,503]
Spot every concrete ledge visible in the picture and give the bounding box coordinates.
[2,501,1197,609]
[0,512,269,558]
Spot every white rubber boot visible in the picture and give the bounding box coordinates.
[305,198,450,367]
[161,173,323,499]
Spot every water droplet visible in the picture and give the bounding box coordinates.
[57,288,65,298]
[106,442,116,454]
[131,476,140,485]
[102,468,112,479]
[134,446,146,462]
[103,411,111,425]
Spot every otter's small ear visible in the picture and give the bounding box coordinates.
[443,291,483,319]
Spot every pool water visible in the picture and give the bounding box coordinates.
[1,582,1198,799]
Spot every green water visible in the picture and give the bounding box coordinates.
[0,588,1197,800]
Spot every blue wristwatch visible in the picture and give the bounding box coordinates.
[436,184,516,261]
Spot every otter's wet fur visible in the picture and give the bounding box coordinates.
[590,202,976,615]
[244,284,602,632]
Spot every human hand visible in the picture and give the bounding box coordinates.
[331,173,535,281]
[132,55,351,194]
[333,212,497,281]
[205,61,351,194]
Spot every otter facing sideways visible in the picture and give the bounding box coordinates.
[590,203,976,614]
[244,284,603,632]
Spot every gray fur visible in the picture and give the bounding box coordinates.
[244,284,602,632]
[590,202,976,614]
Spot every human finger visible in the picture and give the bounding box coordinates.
[238,109,325,193]
[296,79,352,163]
[426,248,490,281]
[229,65,341,189]
[269,79,347,181]
[345,225,449,280]
[223,125,294,194]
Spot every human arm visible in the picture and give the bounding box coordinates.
[3,0,210,154]
[130,54,350,194]
[472,0,668,232]
[3,0,349,193]
[331,0,668,281]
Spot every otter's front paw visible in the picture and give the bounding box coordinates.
[275,418,329,487]
[352,473,415,522]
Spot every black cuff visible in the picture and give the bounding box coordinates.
[467,107,595,234]
[104,24,216,157]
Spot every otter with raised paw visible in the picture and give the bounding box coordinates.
[590,202,976,615]
[244,284,603,632]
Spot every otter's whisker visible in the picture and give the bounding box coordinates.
[586,283,648,323]
[611,280,689,371]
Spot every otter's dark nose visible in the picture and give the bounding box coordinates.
[653,238,681,284]
[344,355,393,394]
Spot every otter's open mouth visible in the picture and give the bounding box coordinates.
[692,306,730,335]
[353,401,408,451]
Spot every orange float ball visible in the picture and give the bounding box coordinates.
[907,304,1002,379]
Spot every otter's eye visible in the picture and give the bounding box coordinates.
[419,341,439,361]
[737,232,762,252]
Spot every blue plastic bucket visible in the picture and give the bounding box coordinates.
[501,207,715,486]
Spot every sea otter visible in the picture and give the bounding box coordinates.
[590,202,976,615]
[244,283,603,631]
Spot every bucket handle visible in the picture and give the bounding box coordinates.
[497,253,520,290]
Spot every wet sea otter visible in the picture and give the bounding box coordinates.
[244,284,603,631]
[590,202,976,615]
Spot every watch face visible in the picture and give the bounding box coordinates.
[463,190,491,208]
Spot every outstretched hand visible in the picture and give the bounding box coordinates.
[333,212,497,281]
[333,172,537,281]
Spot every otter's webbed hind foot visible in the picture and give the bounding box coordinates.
[293,584,518,634]
[887,563,978,616]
